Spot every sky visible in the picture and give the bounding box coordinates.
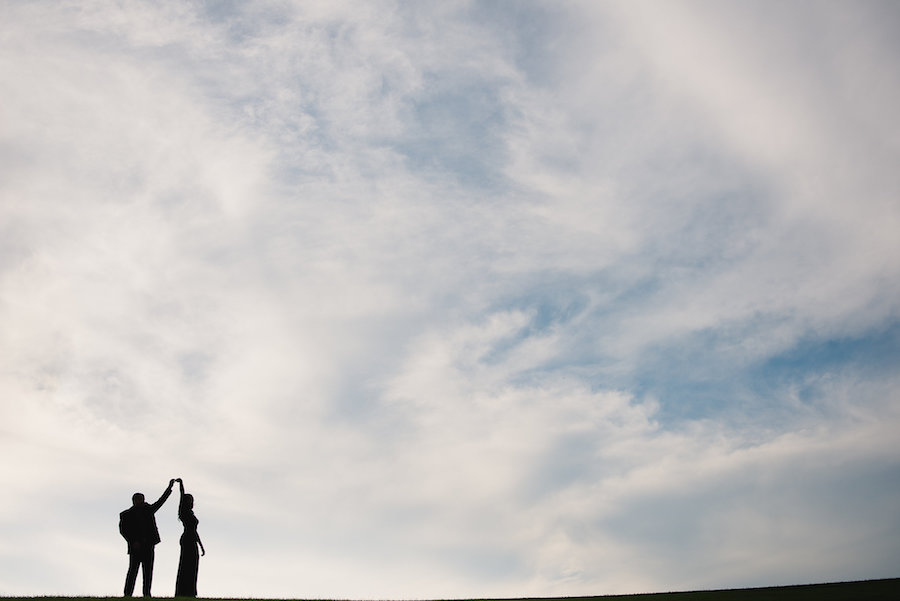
[1,0,900,598]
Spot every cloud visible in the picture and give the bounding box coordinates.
[1,0,899,598]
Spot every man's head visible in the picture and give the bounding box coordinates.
[132,493,145,506]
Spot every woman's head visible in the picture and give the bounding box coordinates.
[179,493,195,519]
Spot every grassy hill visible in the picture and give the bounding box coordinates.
[4,578,899,601]
[526,577,900,600]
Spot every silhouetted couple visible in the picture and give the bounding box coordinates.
[119,478,205,597]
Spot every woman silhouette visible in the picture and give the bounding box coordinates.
[174,478,205,597]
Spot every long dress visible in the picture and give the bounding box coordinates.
[175,510,200,597]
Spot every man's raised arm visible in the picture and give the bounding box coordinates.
[150,479,175,512]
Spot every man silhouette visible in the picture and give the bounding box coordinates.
[119,479,175,596]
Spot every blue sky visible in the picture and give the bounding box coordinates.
[1,0,899,598]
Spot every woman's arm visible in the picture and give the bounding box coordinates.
[198,535,206,556]
[176,478,186,517]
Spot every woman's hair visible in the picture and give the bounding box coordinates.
[179,493,194,520]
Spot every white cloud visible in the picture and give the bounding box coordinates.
[1,0,899,597]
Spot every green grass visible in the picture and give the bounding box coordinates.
[4,579,899,601]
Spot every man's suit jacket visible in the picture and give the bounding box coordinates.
[119,487,172,555]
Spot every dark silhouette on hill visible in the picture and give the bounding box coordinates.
[119,479,174,597]
[175,478,205,597]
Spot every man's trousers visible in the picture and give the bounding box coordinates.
[124,546,155,596]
